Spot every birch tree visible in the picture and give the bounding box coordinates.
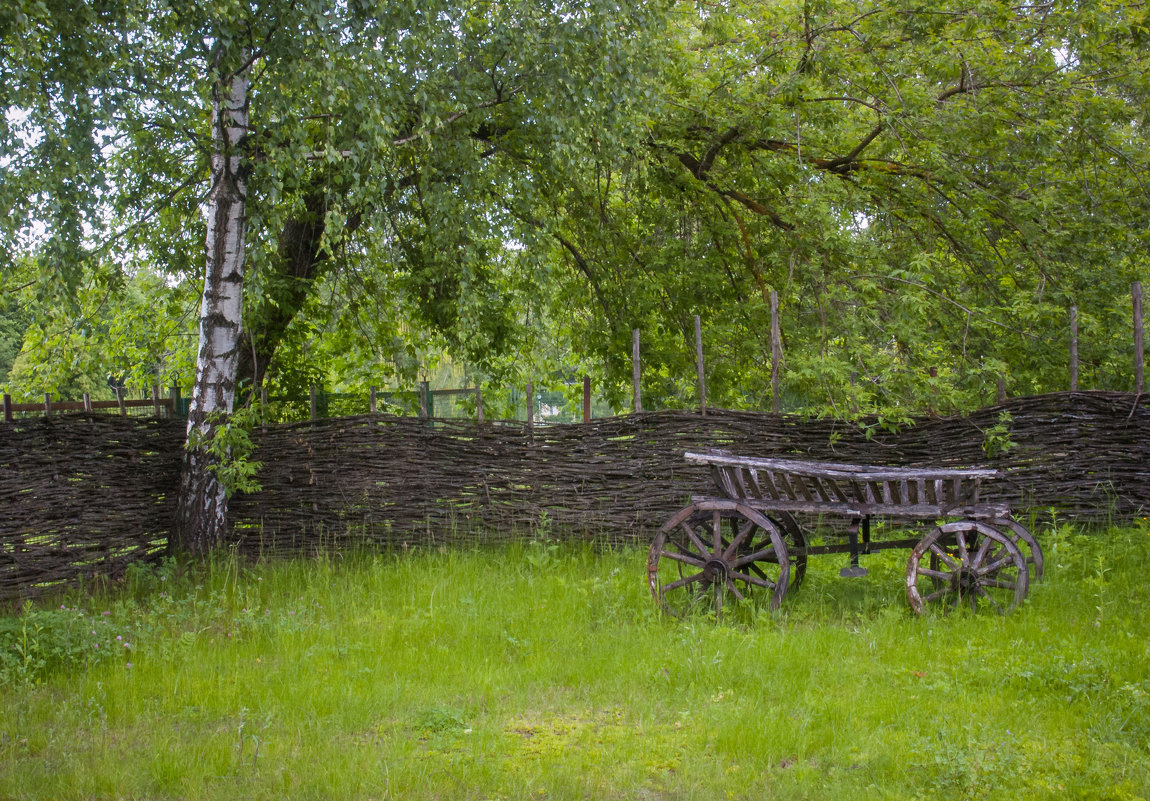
[176,46,251,552]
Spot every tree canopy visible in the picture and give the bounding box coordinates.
[3,0,1148,417]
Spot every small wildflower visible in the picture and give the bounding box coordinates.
[116,635,123,641]
[126,662,132,669]
[103,611,110,616]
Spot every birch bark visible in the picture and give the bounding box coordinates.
[176,59,250,554]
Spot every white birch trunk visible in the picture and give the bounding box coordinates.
[176,60,250,554]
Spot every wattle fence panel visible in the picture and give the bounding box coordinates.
[3,391,1148,600]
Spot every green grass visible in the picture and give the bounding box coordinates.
[2,520,1149,800]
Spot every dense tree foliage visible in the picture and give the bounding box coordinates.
[2,1,1147,419]
[541,0,1150,413]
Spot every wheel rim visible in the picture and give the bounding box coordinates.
[649,502,790,618]
[769,511,808,590]
[906,521,1029,615]
[988,517,1044,580]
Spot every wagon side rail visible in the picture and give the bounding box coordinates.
[684,450,1009,520]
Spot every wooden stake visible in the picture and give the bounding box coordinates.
[476,385,484,423]
[171,385,181,418]
[583,375,591,423]
[694,315,707,415]
[419,381,428,419]
[997,375,1007,404]
[632,328,642,413]
[1069,305,1079,392]
[83,393,92,413]
[44,393,51,416]
[369,386,377,414]
[770,290,782,413]
[310,385,318,421]
[151,385,161,417]
[2,394,10,423]
[526,381,534,426]
[1135,281,1145,393]
[116,386,126,416]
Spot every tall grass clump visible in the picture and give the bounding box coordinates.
[2,520,1149,800]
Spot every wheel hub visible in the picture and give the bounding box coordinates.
[702,558,729,583]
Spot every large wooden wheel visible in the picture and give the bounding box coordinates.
[648,501,790,617]
[768,511,808,590]
[988,517,1044,581]
[906,521,1029,615]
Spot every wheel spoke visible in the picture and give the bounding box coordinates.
[725,578,746,602]
[979,577,1017,591]
[680,523,710,558]
[918,567,953,582]
[928,543,960,571]
[977,554,1014,576]
[733,545,777,569]
[659,549,705,568]
[729,569,774,590]
[712,511,722,554]
[955,528,970,564]
[923,586,954,604]
[975,584,1005,615]
[662,571,705,594]
[721,519,756,561]
[970,534,993,570]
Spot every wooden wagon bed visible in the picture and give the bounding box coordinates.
[648,450,1043,618]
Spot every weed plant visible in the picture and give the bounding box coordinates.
[1,520,1149,800]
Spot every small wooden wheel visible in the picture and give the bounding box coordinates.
[648,501,790,617]
[906,521,1029,615]
[988,517,1044,580]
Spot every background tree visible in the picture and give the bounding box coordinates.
[544,0,1150,412]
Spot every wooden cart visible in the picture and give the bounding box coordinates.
[648,450,1043,616]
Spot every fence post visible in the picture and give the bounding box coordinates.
[171,384,181,417]
[83,392,92,413]
[695,315,707,415]
[1069,305,1079,392]
[44,393,52,416]
[526,381,534,427]
[583,375,591,423]
[310,385,317,421]
[770,290,782,413]
[476,385,484,423]
[259,385,267,432]
[419,381,428,419]
[928,366,939,418]
[2,394,10,422]
[632,328,642,413]
[997,375,1007,404]
[116,386,126,416]
[370,386,377,414]
[151,385,161,417]
[1135,281,1144,393]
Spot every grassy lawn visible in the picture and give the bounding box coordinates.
[2,519,1149,800]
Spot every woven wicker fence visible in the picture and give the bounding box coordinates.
[2,391,1148,600]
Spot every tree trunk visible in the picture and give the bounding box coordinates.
[176,58,250,555]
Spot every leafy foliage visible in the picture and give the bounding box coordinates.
[2,0,1147,417]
